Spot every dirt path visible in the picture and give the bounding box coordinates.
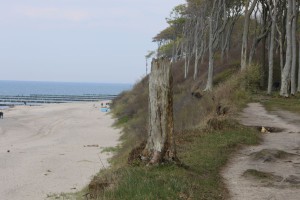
[0,102,120,200]
[222,103,300,200]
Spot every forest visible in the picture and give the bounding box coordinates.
[148,0,300,97]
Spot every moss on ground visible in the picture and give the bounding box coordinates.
[243,169,283,182]
[250,149,295,162]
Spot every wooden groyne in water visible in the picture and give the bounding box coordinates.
[0,94,117,106]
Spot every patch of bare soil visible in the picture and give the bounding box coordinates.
[222,103,300,200]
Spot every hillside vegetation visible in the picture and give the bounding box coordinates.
[75,59,263,200]
[64,0,300,199]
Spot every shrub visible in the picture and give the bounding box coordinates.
[244,64,261,92]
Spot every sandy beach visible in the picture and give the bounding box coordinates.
[0,102,120,200]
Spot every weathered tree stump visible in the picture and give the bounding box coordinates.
[143,57,177,165]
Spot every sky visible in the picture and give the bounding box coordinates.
[0,0,185,84]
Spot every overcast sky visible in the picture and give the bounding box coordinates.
[0,0,185,84]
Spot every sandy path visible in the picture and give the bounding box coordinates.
[0,102,120,200]
[222,103,300,200]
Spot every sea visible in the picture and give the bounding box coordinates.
[0,80,132,109]
[0,80,132,96]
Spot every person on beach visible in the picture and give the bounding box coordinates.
[0,112,3,119]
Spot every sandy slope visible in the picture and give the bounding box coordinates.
[222,103,300,200]
[0,102,120,200]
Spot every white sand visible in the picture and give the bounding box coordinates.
[0,102,120,200]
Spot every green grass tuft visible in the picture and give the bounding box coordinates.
[101,146,121,153]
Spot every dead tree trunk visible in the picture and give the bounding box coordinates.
[143,58,176,165]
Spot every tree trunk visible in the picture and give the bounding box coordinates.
[260,4,268,89]
[279,36,284,73]
[184,54,188,79]
[221,31,225,63]
[187,56,190,77]
[194,19,200,80]
[280,0,293,97]
[194,47,199,80]
[241,0,258,71]
[290,0,297,95]
[143,58,176,165]
[268,0,277,95]
[184,39,191,80]
[204,17,214,91]
[298,39,300,92]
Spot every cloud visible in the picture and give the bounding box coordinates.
[17,6,91,22]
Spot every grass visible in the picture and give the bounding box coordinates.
[258,94,300,114]
[101,146,121,153]
[86,123,260,200]
[99,166,190,200]
[213,67,238,86]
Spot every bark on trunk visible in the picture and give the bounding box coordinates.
[279,36,284,73]
[260,5,268,89]
[194,48,199,80]
[280,0,293,97]
[298,39,300,92]
[184,40,190,79]
[221,32,225,63]
[144,58,176,165]
[184,54,188,79]
[291,0,297,95]
[268,0,277,95]
[204,17,214,91]
[193,19,200,80]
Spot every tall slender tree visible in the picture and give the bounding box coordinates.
[290,0,298,95]
[241,0,258,71]
[280,0,293,97]
[204,0,228,91]
[267,0,278,95]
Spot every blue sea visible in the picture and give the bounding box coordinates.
[0,80,132,96]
